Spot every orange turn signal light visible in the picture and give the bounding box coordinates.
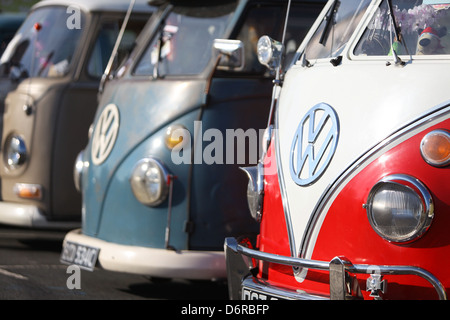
[14,183,43,200]
[420,129,450,167]
[165,125,186,150]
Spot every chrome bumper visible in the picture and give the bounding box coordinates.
[0,201,80,230]
[224,237,447,300]
[64,228,227,280]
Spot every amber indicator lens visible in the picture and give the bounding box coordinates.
[420,130,450,167]
[165,125,186,150]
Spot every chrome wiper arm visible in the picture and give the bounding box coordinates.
[386,0,401,45]
[99,0,135,95]
[152,28,163,79]
[319,0,340,46]
[386,0,409,65]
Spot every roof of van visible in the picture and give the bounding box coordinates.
[32,0,155,13]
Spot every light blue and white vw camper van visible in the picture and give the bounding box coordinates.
[62,0,325,280]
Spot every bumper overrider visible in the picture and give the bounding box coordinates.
[224,237,447,300]
[62,228,227,280]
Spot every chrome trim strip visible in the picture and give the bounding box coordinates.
[299,103,450,259]
[274,94,297,257]
[225,237,447,300]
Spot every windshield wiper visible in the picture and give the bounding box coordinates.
[386,0,408,66]
[153,23,165,79]
[301,0,340,67]
[99,0,135,96]
[319,0,340,45]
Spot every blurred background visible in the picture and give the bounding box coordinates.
[1,0,39,12]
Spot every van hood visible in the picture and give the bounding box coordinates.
[89,78,206,162]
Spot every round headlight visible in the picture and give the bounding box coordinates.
[4,134,27,170]
[130,158,169,207]
[364,174,433,243]
[420,129,450,167]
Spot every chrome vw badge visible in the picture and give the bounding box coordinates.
[290,103,339,186]
[91,103,120,165]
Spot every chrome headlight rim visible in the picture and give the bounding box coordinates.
[365,174,434,244]
[257,35,283,70]
[130,157,170,207]
[241,161,264,222]
[73,151,85,192]
[3,133,27,171]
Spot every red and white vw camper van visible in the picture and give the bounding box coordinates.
[226,0,450,300]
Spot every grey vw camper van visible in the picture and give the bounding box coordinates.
[0,0,154,229]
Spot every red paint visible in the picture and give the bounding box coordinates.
[256,119,450,299]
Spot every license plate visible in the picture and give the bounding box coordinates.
[242,287,283,300]
[60,241,99,271]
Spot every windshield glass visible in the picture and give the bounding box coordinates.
[0,6,85,79]
[302,0,371,60]
[133,1,237,77]
[355,0,450,56]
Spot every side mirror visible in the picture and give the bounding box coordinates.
[257,35,283,70]
[213,39,244,71]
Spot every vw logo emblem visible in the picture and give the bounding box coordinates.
[289,103,339,186]
[91,103,120,165]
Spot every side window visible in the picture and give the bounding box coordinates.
[235,5,285,74]
[87,19,146,78]
[283,4,325,68]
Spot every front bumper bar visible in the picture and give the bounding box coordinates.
[225,237,447,300]
[64,228,227,280]
[0,201,80,230]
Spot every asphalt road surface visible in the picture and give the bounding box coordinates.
[0,225,229,300]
